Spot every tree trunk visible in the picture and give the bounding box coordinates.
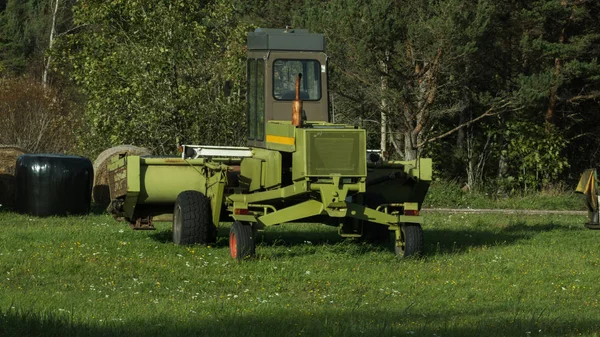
[546,0,576,132]
[43,0,59,87]
[497,113,508,194]
[380,58,388,157]
[403,131,417,160]
[546,32,564,131]
[381,107,387,156]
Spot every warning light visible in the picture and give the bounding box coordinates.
[234,209,249,215]
[404,209,419,216]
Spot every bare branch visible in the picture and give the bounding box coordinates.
[56,24,89,37]
[568,91,600,103]
[417,101,512,147]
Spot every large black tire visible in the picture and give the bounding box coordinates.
[172,191,216,245]
[229,221,255,260]
[394,223,423,257]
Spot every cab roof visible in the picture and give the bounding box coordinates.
[247,28,326,52]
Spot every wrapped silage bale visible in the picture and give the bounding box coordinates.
[15,154,93,216]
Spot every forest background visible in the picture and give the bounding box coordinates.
[1,0,599,194]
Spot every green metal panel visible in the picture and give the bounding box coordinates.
[344,202,424,226]
[123,156,140,220]
[418,158,433,181]
[366,158,432,208]
[293,128,367,179]
[206,169,226,227]
[251,148,282,189]
[228,180,309,207]
[138,163,206,204]
[240,157,262,192]
[135,157,208,205]
[265,121,296,152]
[292,130,307,180]
[109,156,219,222]
[258,200,325,226]
[306,129,366,176]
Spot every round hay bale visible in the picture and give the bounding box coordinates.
[93,145,152,207]
[0,145,29,208]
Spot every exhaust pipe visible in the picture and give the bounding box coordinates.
[292,73,303,127]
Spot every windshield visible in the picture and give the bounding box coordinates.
[273,59,321,101]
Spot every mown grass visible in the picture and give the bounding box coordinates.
[1,205,599,337]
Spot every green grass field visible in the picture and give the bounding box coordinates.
[1,203,599,337]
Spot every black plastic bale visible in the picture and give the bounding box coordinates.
[15,154,94,216]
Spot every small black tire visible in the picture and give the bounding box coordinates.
[394,223,423,257]
[172,190,216,245]
[229,221,255,260]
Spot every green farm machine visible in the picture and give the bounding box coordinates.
[107,28,432,259]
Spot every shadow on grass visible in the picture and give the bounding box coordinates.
[148,229,173,244]
[1,305,598,337]
[147,227,232,248]
[89,203,109,216]
[148,225,343,249]
[147,220,581,258]
[0,206,13,214]
[501,221,581,233]
[257,228,342,246]
[423,220,581,256]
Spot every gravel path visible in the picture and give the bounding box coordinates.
[422,208,587,216]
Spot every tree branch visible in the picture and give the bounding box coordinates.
[56,24,89,37]
[568,91,600,103]
[417,101,511,148]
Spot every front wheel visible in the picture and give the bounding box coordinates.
[394,223,423,257]
[172,190,216,245]
[229,221,256,260]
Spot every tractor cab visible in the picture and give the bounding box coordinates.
[246,28,329,148]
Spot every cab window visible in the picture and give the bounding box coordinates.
[273,59,321,101]
[247,58,265,141]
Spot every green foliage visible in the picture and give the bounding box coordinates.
[60,0,250,156]
[514,0,600,115]
[0,0,75,77]
[5,0,600,192]
[501,122,569,191]
[297,0,497,160]
[424,180,583,210]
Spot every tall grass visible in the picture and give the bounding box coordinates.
[423,180,585,210]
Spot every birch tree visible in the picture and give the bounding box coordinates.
[301,0,497,160]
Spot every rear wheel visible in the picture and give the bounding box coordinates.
[229,221,255,260]
[172,191,216,245]
[394,223,423,257]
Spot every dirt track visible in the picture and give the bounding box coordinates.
[422,208,587,216]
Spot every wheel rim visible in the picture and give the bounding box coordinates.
[229,232,237,259]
